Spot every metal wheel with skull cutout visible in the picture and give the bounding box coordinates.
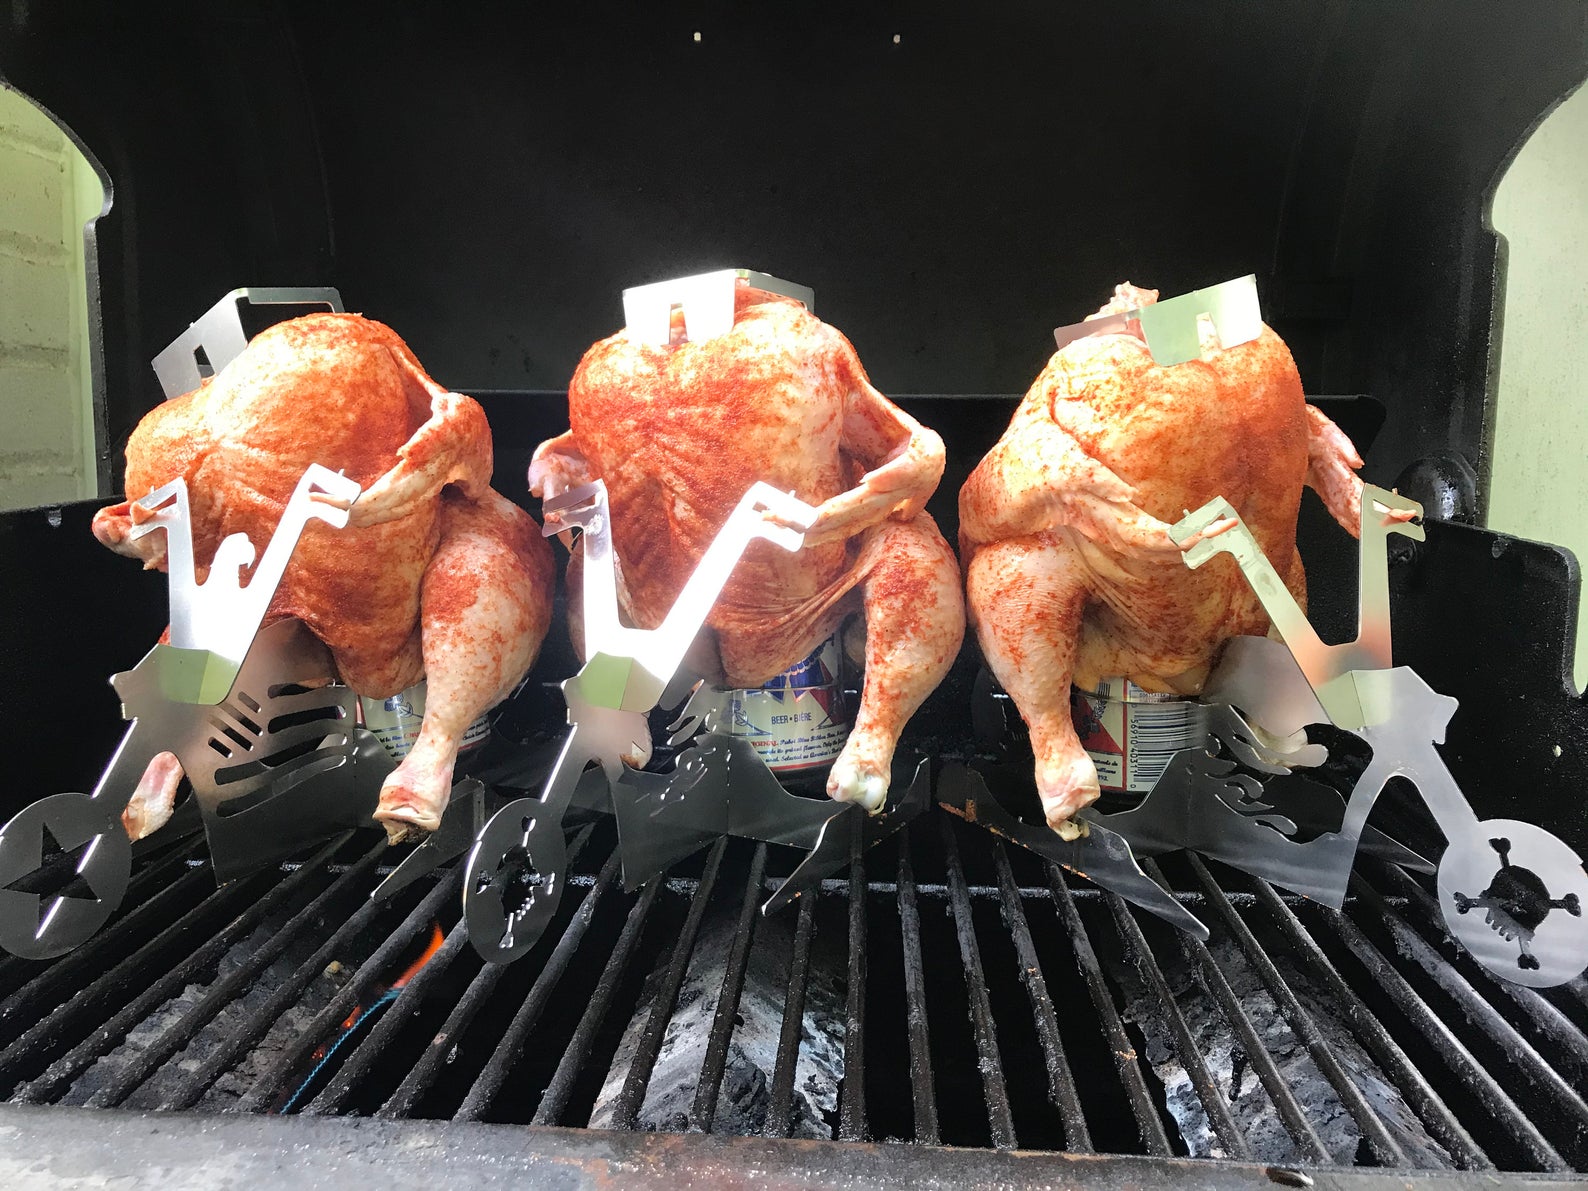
[1437,818,1588,988]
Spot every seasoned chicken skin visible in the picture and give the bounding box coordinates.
[92,313,554,843]
[531,284,965,810]
[959,283,1363,838]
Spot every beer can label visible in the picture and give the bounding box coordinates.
[1070,679,1207,794]
[359,680,491,763]
[727,636,852,774]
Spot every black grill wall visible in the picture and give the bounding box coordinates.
[2,2,1585,492]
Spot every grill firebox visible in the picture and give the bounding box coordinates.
[2,765,1585,1183]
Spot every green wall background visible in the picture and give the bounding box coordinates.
[1490,82,1588,693]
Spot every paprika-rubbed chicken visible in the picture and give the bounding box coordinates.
[530,282,965,811]
[959,283,1366,838]
[93,313,555,844]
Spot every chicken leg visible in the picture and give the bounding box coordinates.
[373,489,554,843]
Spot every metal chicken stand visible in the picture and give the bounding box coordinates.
[0,464,388,960]
[460,477,929,964]
[150,287,345,399]
[621,268,815,347]
[0,289,378,962]
[949,478,1588,988]
[1083,483,1433,904]
[1051,274,1263,364]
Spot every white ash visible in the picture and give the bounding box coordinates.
[61,909,367,1111]
[590,899,845,1138]
[1115,929,1453,1166]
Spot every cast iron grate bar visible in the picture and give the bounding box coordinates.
[83,836,388,1111]
[1377,861,1588,1072]
[0,837,202,998]
[1318,892,1567,1171]
[940,815,1017,1150]
[530,876,662,1126]
[14,833,351,1106]
[1139,858,1334,1166]
[306,924,468,1115]
[1565,976,1588,1013]
[839,825,868,1143]
[2,798,1584,1176]
[1245,874,1492,1169]
[450,840,624,1123]
[1348,873,1588,1145]
[0,850,209,1039]
[1105,888,1255,1161]
[1185,854,1409,1166]
[608,836,727,1130]
[764,894,816,1139]
[896,834,940,1146]
[232,867,463,1114]
[688,842,768,1132]
[309,824,600,1118]
[154,848,431,1112]
[989,836,1091,1152]
[1047,862,1174,1157]
[0,864,256,1093]
[383,942,509,1118]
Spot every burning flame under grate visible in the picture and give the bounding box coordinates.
[1,807,1586,1176]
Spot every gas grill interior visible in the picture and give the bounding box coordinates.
[3,2,1588,1183]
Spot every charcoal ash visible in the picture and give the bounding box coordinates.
[1114,929,1453,1167]
[192,936,350,1112]
[590,896,845,1138]
[61,904,374,1112]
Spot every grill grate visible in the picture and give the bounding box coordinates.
[2,802,1587,1178]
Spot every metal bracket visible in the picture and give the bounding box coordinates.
[1170,485,1424,730]
[622,268,814,349]
[174,618,387,883]
[1082,484,1588,985]
[0,460,382,959]
[938,762,1210,940]
[762,753,932,916]
[151,287,344,399]
[463,478,827,963]
[464,473,940,963]
[1052,275,1263,366]
[1079,488,1434,907]
[130,465,361,683]
[544,478,814,703]
[1085,702,1431,909]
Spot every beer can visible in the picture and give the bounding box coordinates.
[1069,677,1207,795]
[727,635,852,775]
[358,680,492,763]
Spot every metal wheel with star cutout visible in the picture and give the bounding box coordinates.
[0,792,133,960]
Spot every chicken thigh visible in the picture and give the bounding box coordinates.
[530,283,964,810]
[959,283,1364,838]
[93,313,555,844]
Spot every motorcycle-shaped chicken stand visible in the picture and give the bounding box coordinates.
[462,479,930,964]
[1085,484,1588,987]
[0,464,392,960]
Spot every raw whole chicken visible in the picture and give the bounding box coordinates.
[530,282,965,810]
[92,313,555,844]
[959,283,1365,838]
